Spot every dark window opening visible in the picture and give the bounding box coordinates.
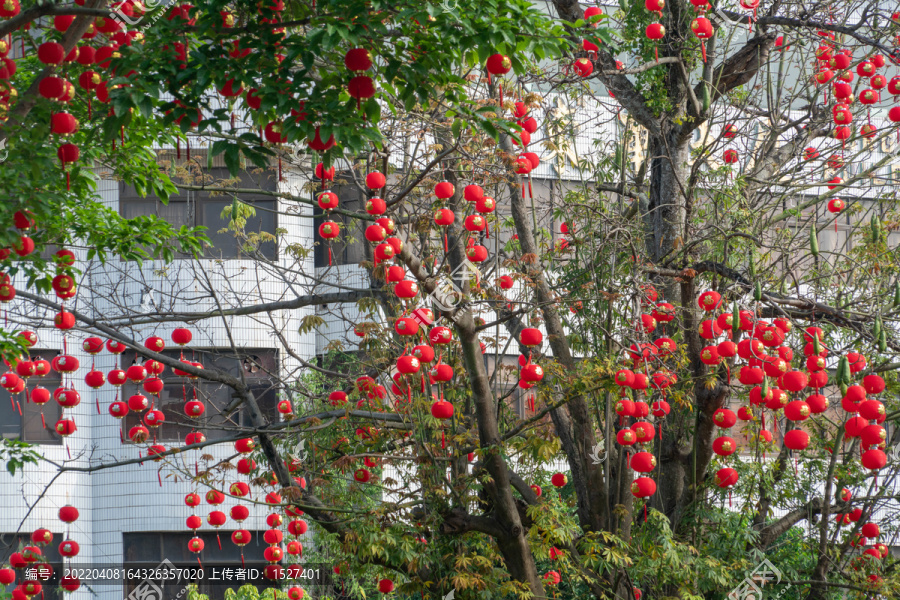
[123,532,275,600]
[314,173,367,268]
[121,349,279,443]
[0,531,63,600]
[119,168,278,260]
[0,351,64,444]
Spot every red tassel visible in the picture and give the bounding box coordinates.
[66,443,71,460]
[186,138,190,161]
[328,245,332,266]
[41,412,46,429]
[158,471,163,487]
[231,113,235,128]
[96,397,100,415]
[528,177,534,200]
[279,157,283,181]
[421,373,426,393]
[654,46,659,63]
[485,220,490,238]
[701,41,707,63]
[217,533,222,550]
[644,504,647,522]
[197,557,202,568]
[499,83,503,107]
[441,430,445,449]
[15,400,21,416]
[444,233,448,253]
[729,490,733,507]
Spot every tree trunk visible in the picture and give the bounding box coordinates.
[642,131,689,268]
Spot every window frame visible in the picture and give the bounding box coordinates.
[118,168,279,261]
[0,350,64,445]
[120,349,280,444]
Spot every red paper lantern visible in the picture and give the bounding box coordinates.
[631,477,656,498]
[344,48,372,71]
[38,42,66,65]
[715,467,738,488]
[485,54,511,75]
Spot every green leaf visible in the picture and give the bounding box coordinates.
[224,145,241,176]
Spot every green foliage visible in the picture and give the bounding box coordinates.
[0,439,41,476]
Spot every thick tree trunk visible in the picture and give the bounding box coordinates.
[642,131,689,267]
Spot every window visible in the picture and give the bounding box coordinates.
[0,532,63,600]
[123,532,274,600]
[0,351,63,444]
[121,349,280,443]
[314,175,367,268]
[120,168,278,260]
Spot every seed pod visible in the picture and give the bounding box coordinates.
[810,225,819,257]
[874,316,882,339]
[749,252,756,280]
[871,215,880,243]
[894,281,900,307]
[878,328,887,353]
[753,281,762,302]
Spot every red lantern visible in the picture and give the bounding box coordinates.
[631,477,656,498]
[38,42,66,65]
[784,429,809,450]
[344,48,372,71]
[716,467,738,488]
[486,54,511,75]
[58,505,79,523]
[713,408,736,428]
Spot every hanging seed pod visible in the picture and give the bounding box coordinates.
[749,252,756,280]
[753,281,762,302]
[878,328,887,352]
[894,281,900,307]
[871,215,880,243]
[810,225,819,257]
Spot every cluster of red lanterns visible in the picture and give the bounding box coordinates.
[611,286,676,503]
[834,488,889,581]
[0,506,82,599]
[30,2,150,188]
[0,211,40,305]
[185,442,309,587]
[811,39,898,143]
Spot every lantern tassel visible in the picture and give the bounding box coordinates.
[96,397,100,415]
[701,41,707,63]
[444,233,448,253]
[328,245,332,266]
[654,45,659,64]
[499,83,503,108]
[15,400,20,416]
[644,504,647,522]
[186,138,190,161]
[485,220,490,239]
[217,533,222,550]
[441,429,445,449]
[40,411,46,430]
[66,443,71,460]
[158,471,163,487]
